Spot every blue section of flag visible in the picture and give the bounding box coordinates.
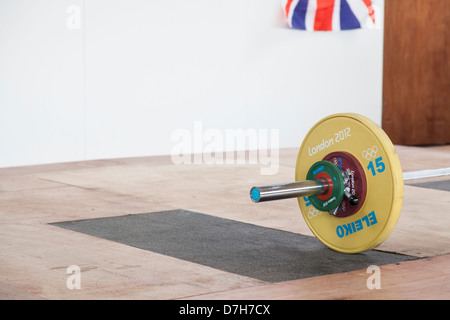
[291,0,309,30]
[340,0,361,30]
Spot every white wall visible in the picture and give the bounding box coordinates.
[0,0,384,168]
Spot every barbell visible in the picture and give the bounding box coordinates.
[249,113,448,254]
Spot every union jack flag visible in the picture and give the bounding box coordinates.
[282,0,376,31]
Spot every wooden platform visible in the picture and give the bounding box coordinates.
[0,145,449,300]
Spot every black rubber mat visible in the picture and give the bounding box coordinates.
[408,179,450,192]
[50,209,415,282]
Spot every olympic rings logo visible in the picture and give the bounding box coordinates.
[307,206,322,219]
[362,146,378,160]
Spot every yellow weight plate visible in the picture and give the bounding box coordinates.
[296,113,404,253]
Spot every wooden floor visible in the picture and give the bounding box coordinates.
[0,145,449,300]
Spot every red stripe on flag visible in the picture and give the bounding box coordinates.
[362,0,376,23]
[285,0,294,18]
[362,0,372,7]
[314,0,335,31]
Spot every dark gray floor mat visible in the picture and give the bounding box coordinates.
[50,209,415,282]
[408,179,450,192]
